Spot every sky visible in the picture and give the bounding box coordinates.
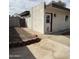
[9,0,70,15]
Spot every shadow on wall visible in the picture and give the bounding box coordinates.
[9,27,36,59]
[45,29,70,36]
[20,18,27,27]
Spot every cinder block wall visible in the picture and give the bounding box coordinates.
[9,17,20,27]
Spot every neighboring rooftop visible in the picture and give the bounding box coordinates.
[19,11,30,16]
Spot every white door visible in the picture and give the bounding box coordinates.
[45,13,53,33]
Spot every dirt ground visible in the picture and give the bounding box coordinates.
[9,28,70,59]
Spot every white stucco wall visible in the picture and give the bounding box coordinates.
[31,3,45,34]
[24,3,70,34]
[44,5,70,33]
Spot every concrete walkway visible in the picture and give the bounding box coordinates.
[10,28,70,59]
[22,28,70,59]
[27,38,69,59]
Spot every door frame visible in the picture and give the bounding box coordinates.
[45,12,53,33]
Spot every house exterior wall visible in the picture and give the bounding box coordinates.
[30,3,45,34]
[44,5,70,33]
[24,16,32,29]
[24,3,70,34]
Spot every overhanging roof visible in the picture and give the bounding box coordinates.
[46,2,70,11]
[52,3,70,11]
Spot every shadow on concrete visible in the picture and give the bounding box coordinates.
[61,34,70,39]
[9,27,22,43]
[9,27,36,59]
[45,29,70,35]
[9,46,36,59]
